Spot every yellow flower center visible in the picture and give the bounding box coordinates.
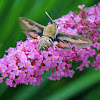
[72,32,74,34]
[80,51,83,53]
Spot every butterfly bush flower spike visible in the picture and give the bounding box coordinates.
[0,3,100,87]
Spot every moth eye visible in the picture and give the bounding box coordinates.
[49,39,52,42]
[49,38,53,43]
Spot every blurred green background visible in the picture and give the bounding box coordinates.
[0,0,100,100]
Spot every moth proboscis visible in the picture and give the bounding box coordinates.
[19,12,93,52]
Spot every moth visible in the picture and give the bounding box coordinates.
[19,12,93,52]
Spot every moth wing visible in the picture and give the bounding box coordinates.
[53,41,71,50]
[19,17,45,39]
[56,31,93,49]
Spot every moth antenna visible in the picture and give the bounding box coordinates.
[61,23,72,24]
[58,23,72,26]
[45,11,54,23]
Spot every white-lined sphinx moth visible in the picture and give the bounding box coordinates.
[19,12,93,52]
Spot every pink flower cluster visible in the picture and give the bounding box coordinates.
[0,3,100,87]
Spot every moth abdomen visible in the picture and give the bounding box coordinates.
[38,36,53,52]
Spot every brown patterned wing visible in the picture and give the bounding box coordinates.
[56,31,93,49]
[19,17,45,39]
